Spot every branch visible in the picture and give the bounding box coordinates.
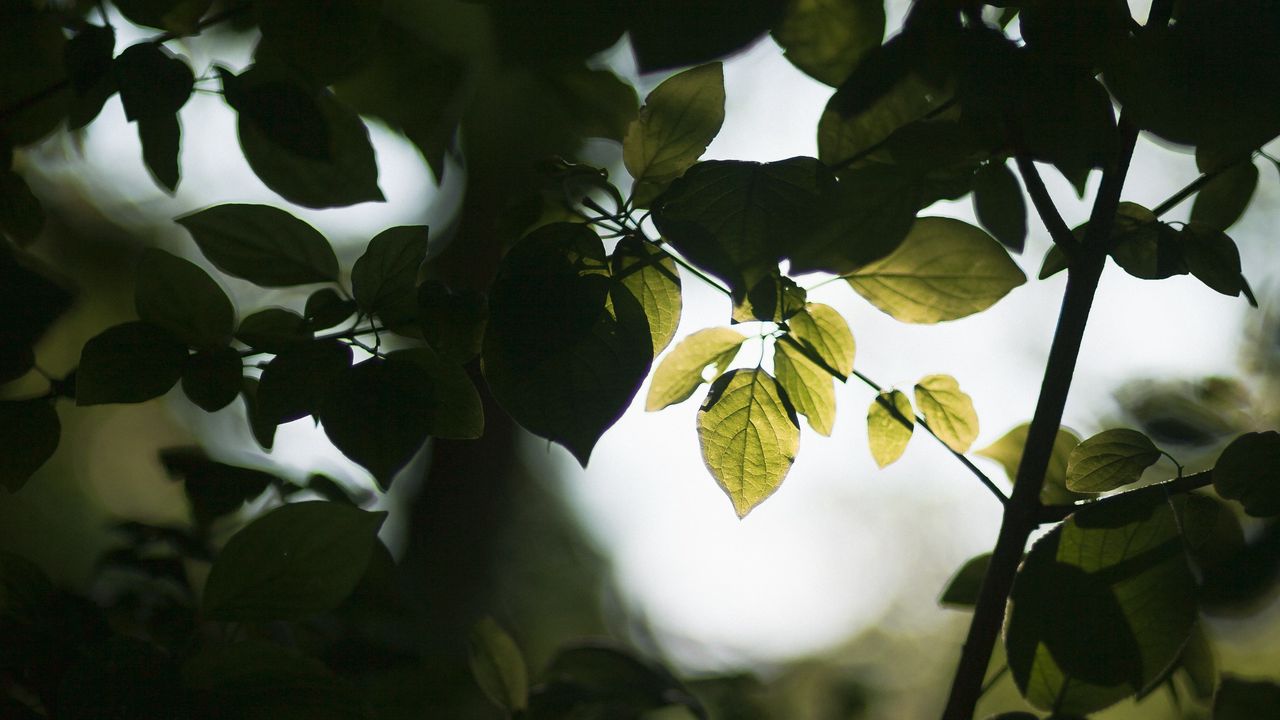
[1014,153,1077,254]
[1037,470,1213,524]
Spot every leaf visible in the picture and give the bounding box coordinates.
[0,399,59,492]
[183,639,369,719]
[788,162,921,275]
[772,0,885,86]
[158,447,275,525]
[483,223,652,465]
[0,169,44,243]
[774,340,836,436]
[652,158,835,297]
[201,501,386,621]
[305,288,358,330]
[76,322,188,405]
[137,114,181,192]
[817,71,948,172]
[1178,223,1244,297]
[1108,204,1186,280]
[239,378,276,451]
[628,0,781,73]
[64,24,117,130]
[389,348,484,440]
[257,340,353,425]
[623,62,725,207]
[845,217,1026,323]
[180,345,241,412]
[225,65,383,208]
[254,0,381,83]
[351,225,428,328]
[1065,428,1162,493]
[530,642,704,719]
[114,43,193,192]
[972,160,1027,253]
[216,66,330,160]
[611,235,681,356]
[1213,431,1280,517]
[977,424,1086,505]
[939,552,991,608]
[235,308,313,354]
[112,0,211,34]
[1006,492,1199,715]
[786,303,854,378]
[1191,159,1258,231]
[1214,677,1280,719]
[867,389,913,468]
[646,327,747,412]
[319,355,434,489]
[913,375,978,453]
[177,203,340,287]
[417,282,487,363]
[134,248,235,348]
[468,617,528,712]
[697,369,800,518]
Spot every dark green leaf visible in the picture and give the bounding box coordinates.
[351,225,428,327]
[646,327,747,412]
[257,340,353,425]
[0,399,59,492]
[731,273,807,323]
[1018,0,1127,67]
[627,0,782,73]
[254,0,382,83]
[218,66,330,161]
[1178,623,1217,701]
[389,347,484,440]
[623,62,724,206]
[0,4,71,145]
[973,161,1027,253]
[202,501,386,621]
[114,43,192,191]
[180,345,241,412]
[1065,428,1161,493]
[772,0,885,86]
[56,636,183,719]
[1179,223,1244,297]
[76,322,187,405]
[319,355,434,489]
[939,552,991,608]
[529,643,704,720]
[0,169,44,243]
[483,223,652,465]
[63,24,116,130]
[977,424,1087,505]
[818,71,948,172]
[1006,492,1198,715]
[236,308,313,354]
[1009,63,1117,191]
[1107,203,1186,280]
[239,378,276,451]
[177,203,340,286]
[112,0,211,34]
[1214,676,1280,719]
[227,65,383,208]
[867,389,913,468]
[137,108,181,192]
[134,248,235,348]
[417,281,487,363]
[305,288,357,330]
[184,639,370,719]
[789,162,920,275]
[1191,159,1258,232]
[159,447,275,525]
[1213,431,1280,517]
[1038,244,1069,280]
[468,617,528,712]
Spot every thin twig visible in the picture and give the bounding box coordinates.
[1036,470,1213,524]
[1014,153,1077,254]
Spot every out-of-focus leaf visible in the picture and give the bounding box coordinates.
[183,639,370,718]
[623,62,724,206]
[1214,677,1280,719]
[0,169,44,244]
[1213,431,1280,517]
[772,0,885,86]
[254,0,382,83]
[646,327,747,412]
[178,203,339,287]
[529,642,704,719]
[468,617,528,712]
[135,248,235,348]
[76,322,187,405]
[417,281,487,363]
[113,0,211,34]
[977,423,1085,505]
[627,0,782,73]
[0,399,59,492]
[867,389,913,468]
[913,374,978,453]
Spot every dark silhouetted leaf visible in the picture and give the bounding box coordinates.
[319,355,434,489]
[0,247,73,382]
[114,43,193,191]
[390,347,484,440]
[1214,676,1280,719]
[940,552,991,608]
[545,65,639,143]
[254,0,382,83]
[818,71,947,172]
[184,639,370,719]
[731,274,807,323]
[137,108,181,192]
[177,203,340,286]
[159,447,275,525]
[483,223,652,465]
[623,62,724,206]
[1108,204,1186,280]
[1213,431,1280,517]
[219,66,330,161]
[978,423,1086,505]
[774,339,835,436]
[239,378,276,451]
[63,24,116,130]
[627,0,782,72]
[1039,244,1069,280]
[1178,223,1244,297]
[0,169,44,243]
[181,345,241,412]
[417,281,487,363]
[1191,159,1258,231]
[0,3,70,145]
[845,217,1025,323]
[773,0,884,86]
[1065,428,1161,493]
[789,162,921,275]
[351,225,428,328]
[0,399,59,492]
[202,501,386,621]
[697,369,800,518]
[257,340,353,425]
[867,389,913,468]
[973,161,1027,253]
[113,0,211,34]
[236,308,313,354]
[1010,65,1117,193]
[135,248,235,348]
[529,642,704,719]
[305,288,357,330]
[469,617,528,712]
[1006,493,1198,715]
[646,327,747,412]
[76,322,187,405]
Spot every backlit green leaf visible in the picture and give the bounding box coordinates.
[697,369,800,518]
[867,389,913,468]
[774,339,835,436]
[202,501,386,621]
[1191,159,1258,231]
[1213,431,1280,517]
[183,639,368,718]
[239,378,276,451]
[76,322,187,405]
[913,374,978,453]
[785,303,854,378]
[1179,223,1244,297]
[1006,493,1198,715]
[158,448,275,525]
[235,308,313,354]
[939,552,990,608]
[611,236,681,357]
[1065,428,1161,493]
[977,423,1085,505]
[0,399,59,492]
[351,225,428,328]
[772,0,885,86]
[646,327,747,412]
[134,248,235,348]
[623,62,724,207]
[64,24,117,130]
[972,160,1027,253]
[845,217,1026,323]
[177,203,339,287]
[468,617,528,712]
[180,345,241,412]
[114,43,193,192]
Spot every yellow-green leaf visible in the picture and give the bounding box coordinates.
[977,423,1086,505]
[773,340,835,436]
[846,217,1026,323]
[697,369,800,518]
[1065,428,1161,493]
[646,327,747,411]
[867,389,913,468]
[772,0,886,87]
[623,62,725,207]
[786,303,855,378]
[611,235,682,356]
[468,617,528,712]
[914,374,978,453]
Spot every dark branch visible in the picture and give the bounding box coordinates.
[1037,470,1214,524]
